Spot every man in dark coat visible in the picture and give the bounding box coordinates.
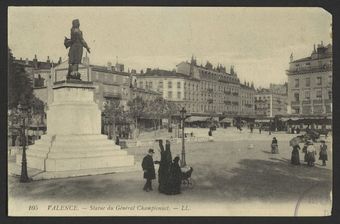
[157,139,172,193]
[141,149,156,192]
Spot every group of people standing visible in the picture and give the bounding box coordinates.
[141,140,182,195]
[291,140,328,167]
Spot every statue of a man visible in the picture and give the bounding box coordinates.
[64,19,90,80]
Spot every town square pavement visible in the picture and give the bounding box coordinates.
[8,128,332,216]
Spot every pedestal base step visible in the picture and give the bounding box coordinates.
[9,163,140,180]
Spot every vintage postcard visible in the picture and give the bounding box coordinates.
[7,7,332,216]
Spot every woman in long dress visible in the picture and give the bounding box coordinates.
[165,156,182,195]
[291,144,301,165]
[319,140,328,166]
[306,141,316,167]
[271,137,279,154]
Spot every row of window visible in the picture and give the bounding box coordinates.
[293,90,332,101]
[138,79,243,95]
[294,75,332,88]
[292,105,332,114]
[199,69,238,83]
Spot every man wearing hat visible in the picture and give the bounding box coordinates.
[141,148,156,192]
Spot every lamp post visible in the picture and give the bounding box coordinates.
[17,103,31,183]
[180,107,187,167]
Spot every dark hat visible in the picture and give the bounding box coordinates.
[148,148,155,154]
[273,137,276,139]
[320,140,326,143]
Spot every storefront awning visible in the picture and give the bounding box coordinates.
[185,116,210,122]
[220,118,233,123]
[255,119,270,123]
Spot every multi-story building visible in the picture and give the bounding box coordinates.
[269,82,288,95]
[255,88,288,117]
[136,68,201,113]
[239,82,256,116]
[136,57,258,117]
[176,58,241,115]
[286,42,332,115]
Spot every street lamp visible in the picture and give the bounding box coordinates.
[17,103,31,183]
[180,107,187,167]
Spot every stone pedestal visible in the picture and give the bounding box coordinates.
[16,80,135,179]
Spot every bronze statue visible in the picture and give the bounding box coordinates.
[64,19,90,80]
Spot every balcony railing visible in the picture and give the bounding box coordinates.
[302,100,311,105]
[291,101,300,105]
[232,92,239,96]
[286,64,332,75]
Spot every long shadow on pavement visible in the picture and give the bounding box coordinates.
[202,158,332,203]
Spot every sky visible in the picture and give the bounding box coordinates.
[8,7,332,88]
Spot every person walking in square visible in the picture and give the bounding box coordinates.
[319,140,328,166]
[306,141,316,167]
[291,144,301,165]
[141,148,156,192]
[271,137,279,154]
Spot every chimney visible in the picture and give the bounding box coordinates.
[321,41,323,46]
[25,58,29,65]
[146,68,151,73]
[290,53,293,62]
[33,54,38,69]
[47,56,50,63]
[58,57,62,64]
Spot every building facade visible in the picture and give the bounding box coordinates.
[255,88,288,117]
[135,57,259,117]
[286,42,332,115]
[176,58,241,115]
[239,83,256,116]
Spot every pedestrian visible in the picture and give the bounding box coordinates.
[208,128,212,136]
[166,156,182,195]
[291,144,301,165]
[306,141,316,167]
[250,123,254,133]
[259,125,262,134]
[271,137,279,154]
[141,148,156,192]
[115,136,120,146]
[157,139,172,193]
[319,140,328,166]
